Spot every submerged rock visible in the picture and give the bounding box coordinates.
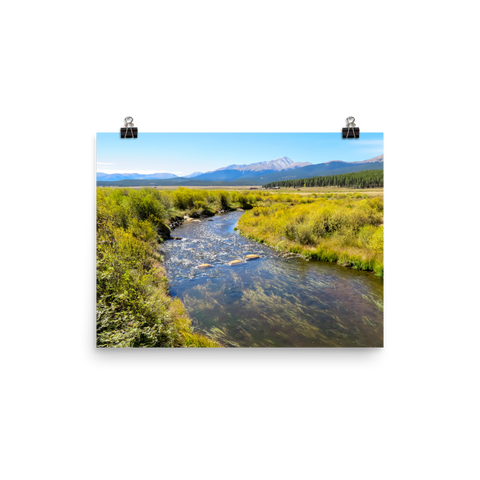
[245,254,259,260]
[281,252,302,258]
[228,259,244,266]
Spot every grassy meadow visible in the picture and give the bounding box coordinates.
[110,184,384,197]
[259,186,384,197]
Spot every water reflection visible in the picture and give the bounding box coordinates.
[161,211,383,347]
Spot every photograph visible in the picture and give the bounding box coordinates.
[97,132,384,347]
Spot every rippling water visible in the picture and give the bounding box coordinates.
[161,211,383,347]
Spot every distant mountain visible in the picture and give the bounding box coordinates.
[216,156,311,172]
[248,155,384,184]
[184,171,203,178]
[97,155,383,187]
[191,156,312,182]
[349,154,383,164]
[321,154,384,165]
[96,172,178,181]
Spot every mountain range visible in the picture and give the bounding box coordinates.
[97,154,383,187]
[187,157,312,182]
[97,157,308,183]
[96,171,206,181]
[96,172,179,182]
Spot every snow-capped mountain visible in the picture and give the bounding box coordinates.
[191,156,312,182]
[215,156,311,173]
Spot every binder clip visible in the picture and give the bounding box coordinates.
[118,114,140,138]
[340,115,362,138]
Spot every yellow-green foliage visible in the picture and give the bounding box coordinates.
[238,195,384,276]
[170,187,258,214]
[368,225,383,253]
[96,187,221,347]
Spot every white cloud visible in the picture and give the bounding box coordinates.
[97,162,115,165]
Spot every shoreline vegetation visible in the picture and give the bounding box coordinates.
[237,193,384,277]
[96,186,383,347]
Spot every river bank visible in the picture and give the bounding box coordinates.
[237,196,384,276]
[96,187,240,347]
[238,228,384,276]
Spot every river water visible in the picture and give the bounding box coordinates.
[161,211,383,348]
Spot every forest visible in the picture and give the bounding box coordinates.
[263,169,383,189]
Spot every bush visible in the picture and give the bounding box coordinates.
[194,200,206,210]
[124,189,169,223]
[358,225,377,248]
[370,197,384,212]
[373,261,384,277]
[368,226,384,253]
[333,226,357,247]
[203,206,216,217]
[294,223,319,246]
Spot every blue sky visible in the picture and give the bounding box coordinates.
[96,132,384,175]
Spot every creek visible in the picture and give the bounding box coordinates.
[161,211,383,347]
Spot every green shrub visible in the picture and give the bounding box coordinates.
[338,252,352,266]
[358,225,377,248]
[333,226,357,247]
[368,226,384,253]
[373,261,384,277]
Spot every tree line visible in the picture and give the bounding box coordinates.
[263,169,383,189]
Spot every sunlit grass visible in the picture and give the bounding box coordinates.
[238,195,384,276]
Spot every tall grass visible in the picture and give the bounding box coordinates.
[238,195,384,276]
[96,187,232,347]
[170,187,262,212]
